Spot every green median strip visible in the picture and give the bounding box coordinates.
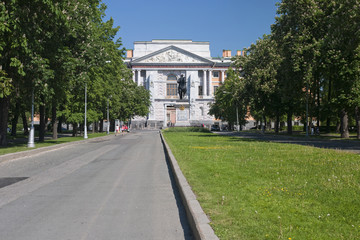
[162,128,360,240]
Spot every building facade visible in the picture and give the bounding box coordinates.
[125,40,243,129]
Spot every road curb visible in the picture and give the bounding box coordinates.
[160,132,219,240]
[0,134,123,164]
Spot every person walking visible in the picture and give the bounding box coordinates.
[115,124,120,136]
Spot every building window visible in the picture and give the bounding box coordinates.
[198,86,203,96]
[167,74,177,96]
[213,86,218,93]
[167,74,177,81]
[213,71,219,78]
[167,83,177,96]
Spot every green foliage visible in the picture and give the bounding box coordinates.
[0,70,13,98]
[216,0,360,137]
[209,68,248,126]
[292,125,303,131]
[233,35,283,124]
[0,0,150,146]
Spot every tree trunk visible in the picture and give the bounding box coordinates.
[45,111,49,133]
[261,114,266,133]
[326,117,331,133]
[326,77,332,133]
[336,121,341,133]
[100,120,104,132]
[262,115,266,133]
[316,78,321,128]
[92,122,95,134]
[57,116,62,133]
[0,96,10,146]
[303,120,307,132]
[39,102,46,142]
[340,109,349,138]
[110,119,115,132]
[52,104,58,140]
[57,104,64,134]
[275,114,280,134]
[11,106,19,137]
[287,111,293,135]
[72,123,78,137]
[95,121,99,132]
[355,106,360,139]
[22,112,29,135]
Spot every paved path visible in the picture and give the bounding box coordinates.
[0,131,192,240]
[216,131,360,154]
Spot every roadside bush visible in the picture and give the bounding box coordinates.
[292,125,303,131]
[163,127,211,133]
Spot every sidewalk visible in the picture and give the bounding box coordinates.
[0,133,121,164]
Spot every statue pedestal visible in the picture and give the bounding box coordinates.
[175,121,191,127]
[174,103,190,126]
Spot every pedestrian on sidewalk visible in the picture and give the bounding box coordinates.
[115,124,120,136]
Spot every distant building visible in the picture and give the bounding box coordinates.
[125,39,246,129]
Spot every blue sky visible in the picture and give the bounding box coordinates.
[101,0,279,58]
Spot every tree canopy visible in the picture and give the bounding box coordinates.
[0,0,150,145]
[212,0,360,138]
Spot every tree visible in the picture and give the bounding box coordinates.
[1,0,146,145]
[0,0,64,145]
[233,35,283,133]
[209,68,248,130]
[321,0,360,138]
[272,0,325,135]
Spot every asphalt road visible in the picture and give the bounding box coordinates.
[0,131,192,240]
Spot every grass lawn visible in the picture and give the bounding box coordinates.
[163,128,360,240]
[0,132,110,156]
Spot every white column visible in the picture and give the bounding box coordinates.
[164,104,167,127]
[137,70,141,86]
[141,71,146,86]
[221,70,225,84]
[203,70,207,97]
[209,70,213,96]
[132,70,135,83]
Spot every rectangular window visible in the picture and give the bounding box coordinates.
[167,83,177,96]
[212,71,219,78]
[198,86,203,96]
[213,86,218,94]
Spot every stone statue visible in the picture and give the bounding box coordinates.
[177,74,187,99]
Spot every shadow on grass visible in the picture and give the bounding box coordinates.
[191,132,360,153]
[188,133,261,143]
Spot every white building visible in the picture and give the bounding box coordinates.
[125,40,244,129]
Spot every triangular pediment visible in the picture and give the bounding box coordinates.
[132,46,213,64]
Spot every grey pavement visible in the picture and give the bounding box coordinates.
[0,131,193,240]
[216,131,360,154]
